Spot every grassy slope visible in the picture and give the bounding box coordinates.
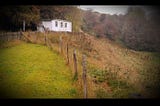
[20,32,160,98]
[86,36,160,98]
[0,41,79,98]
[46,32,160,98]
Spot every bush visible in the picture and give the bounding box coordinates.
[95,88,111,98]
[88,68,117,84]
[88,69,107,83]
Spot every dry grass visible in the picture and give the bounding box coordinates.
[0,39,23,48]
[21,31,160,98]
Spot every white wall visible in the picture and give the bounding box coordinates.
[52,20,72,32]
[42,19,72,32]
[42,21,52,31]
[65,22,72,32]
[37,26,45,32]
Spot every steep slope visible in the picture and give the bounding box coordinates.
[22,31,160,98]
[83,33,160,98]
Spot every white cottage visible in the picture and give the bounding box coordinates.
[39,19,72,32]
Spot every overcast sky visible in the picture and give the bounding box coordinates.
[78,5,129,15]
[78,5,160,16]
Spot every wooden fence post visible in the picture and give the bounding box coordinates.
[66,43,69,65]
[73,49,78,80]
[82,54,87,98]
[44,32,47,45]
[23,20,25,32]
[20,30,22,40]
[59,36,63,54]
[17,31,19,40]
[7,32,8,41]
[7,33,8,41]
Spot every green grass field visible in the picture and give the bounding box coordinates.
[0,41,79,98]
[1,32,160,98]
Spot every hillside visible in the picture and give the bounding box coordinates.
[22,31,160,98]
[0,5,159,98]
[82,33,160,98]
[0,6,159,51]
[82,7,160,52]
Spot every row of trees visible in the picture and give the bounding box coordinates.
[82,6,160,52]
[121,7,160,51]
[0,5,40,31]
[0,6,159,51]
[0,6,82,32]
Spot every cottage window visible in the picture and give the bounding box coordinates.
[65,23,67,27]
[55,21,58,27]
[61,22,63,28]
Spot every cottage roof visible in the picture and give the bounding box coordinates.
[41,19,71,23]
[41,19,52,21]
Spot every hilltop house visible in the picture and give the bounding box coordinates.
[37,19,72,32]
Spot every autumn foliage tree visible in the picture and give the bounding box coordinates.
[121,6,160,51]
[0,5,82,32]
[82,6,160,52]
[0,5,40,31]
